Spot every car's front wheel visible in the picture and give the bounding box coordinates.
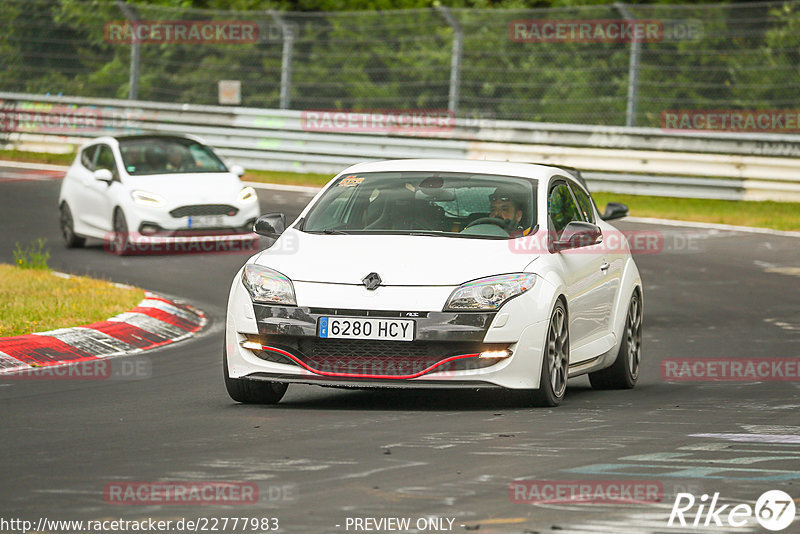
[111,209,131,256]
[589,290,642,390]
[524,300,569,407]
[223,347,288,404]
[59,203,85,248]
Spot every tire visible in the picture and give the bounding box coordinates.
[589,290,642,390]
[223,345,288,404]
[59,203,85,248]
[111,209,131,256]
[526,300,569,407]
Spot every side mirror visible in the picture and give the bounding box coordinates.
[553,221,602,251]
[601,202,629,221]
[94,168,113,183]
[253,213,286,239]
[229,164,245,177]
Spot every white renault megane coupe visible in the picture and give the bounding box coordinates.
[58,134,260,255]
[224,159,642,406]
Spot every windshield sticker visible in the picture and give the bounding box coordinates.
[338,175,364,187]
[127,166,136,172]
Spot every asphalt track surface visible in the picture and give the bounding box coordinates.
[1,164,799,534]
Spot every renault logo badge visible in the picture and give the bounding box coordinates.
[362,272,382,290]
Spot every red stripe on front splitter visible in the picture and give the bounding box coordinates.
[0,335,96,367]
[257,345,480,380]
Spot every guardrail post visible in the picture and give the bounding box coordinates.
[436,7,462,115]
[615,3,640,127]
[115,0,140,101]
[269,11,294,110]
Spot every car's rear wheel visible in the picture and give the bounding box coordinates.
[111,209,131,256]
[59,203,85,248]
[527,300,569,407]
[589,290,642,390]
[223,345,288,404]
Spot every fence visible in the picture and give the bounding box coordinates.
[2,0,800,127]
[3,92,800,202]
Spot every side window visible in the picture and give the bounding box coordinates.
[570,184,595,224]
[548,182,582,238]
[94,145,118,179]
[80,145,98,170]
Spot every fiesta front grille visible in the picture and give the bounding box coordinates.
[170,204,238,218]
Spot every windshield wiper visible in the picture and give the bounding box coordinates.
[304,228,350,235]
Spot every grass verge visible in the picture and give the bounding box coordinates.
[0,149,75,165]
[0,264,145,337]
[592,192,800,232]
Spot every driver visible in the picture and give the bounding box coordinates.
[166,146,187,171]
[489,187,527,236]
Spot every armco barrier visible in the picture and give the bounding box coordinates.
[2,92,800,201]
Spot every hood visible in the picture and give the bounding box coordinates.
[123,172,243,204]
[255,229,538,286]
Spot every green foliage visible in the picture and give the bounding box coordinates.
[13,239,51,270]
[0,0,797,126]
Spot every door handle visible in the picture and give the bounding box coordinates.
[600,261,610,272]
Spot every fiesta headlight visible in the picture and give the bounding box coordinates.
[241,264,296,306]
[444,273,536,311]
[237,186,257,203]
[131,190,166,207]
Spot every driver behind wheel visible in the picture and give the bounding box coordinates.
[489,187,529,236]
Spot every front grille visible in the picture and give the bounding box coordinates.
[170,204,238,218]
[249,336,504,377]
[299,338,446,359]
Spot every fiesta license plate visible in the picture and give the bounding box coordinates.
[318,317,414,342]
[187,215,224,228]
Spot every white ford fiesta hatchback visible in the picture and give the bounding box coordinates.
[58,134,260,255]
[224,159,642,406]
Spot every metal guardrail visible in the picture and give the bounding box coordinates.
[2,92,800,201]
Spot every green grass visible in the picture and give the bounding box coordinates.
[592,192,800,232]
[243,168,332,187]
[2,150,799,231]
[0,264,145,337]
[0,149,75,165]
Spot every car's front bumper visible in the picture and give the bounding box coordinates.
[225,276,552,390]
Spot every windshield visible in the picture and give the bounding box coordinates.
[118,137,228,176]
[301,172,537,239]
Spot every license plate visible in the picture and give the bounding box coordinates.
[318,317,414,341]
[187,215,224,228]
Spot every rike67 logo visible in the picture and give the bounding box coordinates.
[668,490,796,531]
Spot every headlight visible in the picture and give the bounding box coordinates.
[237,186,257,203]
[131,190,166,207]
[241,264,296,306]
[444,273,536,311]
